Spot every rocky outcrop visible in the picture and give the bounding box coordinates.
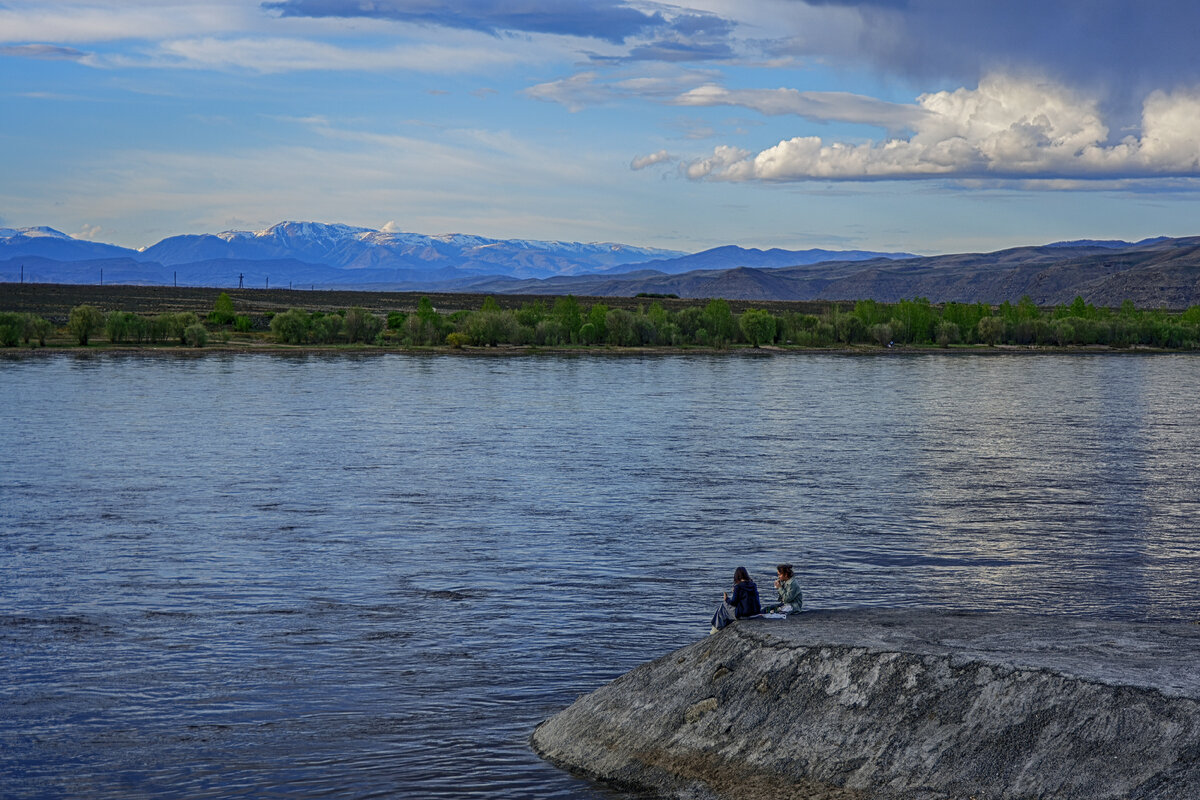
[531,610,1200,800]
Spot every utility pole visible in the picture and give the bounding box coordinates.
[238,273,244,289]
[100,268,103,285]
[174,271,177,287]
[266,276,269,289]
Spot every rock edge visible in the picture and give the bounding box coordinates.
[531,609,1200,800]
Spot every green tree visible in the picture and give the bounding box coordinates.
[895,298,935,343]
[68,304,105,346]
[585,303,608,342]
[934,320,960,347]
[533,318,565,345]
[0,312,23,347]
[343,307,383,343]
[870,322,894,347]
[209,292,236,325]
[703,299,736,345]
[977,316,1007,345]
[853,299,890,328]
[553,296,583,342]
[26,315,52,346]
[605,308,637,346]
[310,313,343,344]
[739,308,777,347]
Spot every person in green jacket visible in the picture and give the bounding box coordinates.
[763,563,802,614]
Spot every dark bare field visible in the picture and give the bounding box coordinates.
[0,282,835,323]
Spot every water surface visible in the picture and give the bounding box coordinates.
[3,352,1199,798]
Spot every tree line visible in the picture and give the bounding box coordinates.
[5,292,1199,350]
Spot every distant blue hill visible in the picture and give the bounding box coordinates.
[623,245,917,275]
[0,222,914,287]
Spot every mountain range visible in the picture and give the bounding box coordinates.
[2,222,1197,308]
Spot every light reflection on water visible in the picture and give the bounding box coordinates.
[2,352,1199,798]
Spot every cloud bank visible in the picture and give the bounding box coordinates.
[786,0,1200,119]
[684,75,1200,182]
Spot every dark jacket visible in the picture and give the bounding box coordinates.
[728,580,761,618]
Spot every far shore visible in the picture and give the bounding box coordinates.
[1,341,1190,359]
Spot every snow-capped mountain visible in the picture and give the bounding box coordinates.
[138,221,684,279]
[0,221,918,290]
[0,226,138,262]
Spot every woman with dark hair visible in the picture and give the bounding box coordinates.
[710,566,762,633]
[763,563,802,614]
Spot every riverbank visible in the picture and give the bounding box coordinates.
[0,341,1187,359]
[532,610,1200,800]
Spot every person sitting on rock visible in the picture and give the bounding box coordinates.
[710,566,762,633]
[763,563,802,614]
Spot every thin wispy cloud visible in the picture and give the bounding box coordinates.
[674,84,929,134]
[140,36,523,73]
[262,0,664,44]
[0,43,89,61]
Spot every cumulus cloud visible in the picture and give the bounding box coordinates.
[684,75,1200,182]
[675,84,928,134]
[631,150,672,170]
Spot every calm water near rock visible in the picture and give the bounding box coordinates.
[3,351,1199,798]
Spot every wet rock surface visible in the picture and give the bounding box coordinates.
[531,610,1200,800]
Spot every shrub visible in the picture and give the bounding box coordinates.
[270,308,311,344]
[445,331,469,348]
[386,311,407,330]
[184,323,208,347]
[310,313,343,344]
[870,322,893,347]
[234,315,252,332]
[467,309,517,346]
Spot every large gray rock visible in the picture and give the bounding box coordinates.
[531,610,1200,799]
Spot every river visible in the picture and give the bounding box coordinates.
[2,351,1198,798]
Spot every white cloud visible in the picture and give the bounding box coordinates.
[143,36,519,74]
[523,65,720,111]
[685,75,1200,182]
[674,84,929,134]
[631,150,672,170]
[0,2,250,44]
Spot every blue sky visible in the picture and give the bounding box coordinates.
[3,0,1200,254]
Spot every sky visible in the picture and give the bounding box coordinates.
[3,0,1200,254]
